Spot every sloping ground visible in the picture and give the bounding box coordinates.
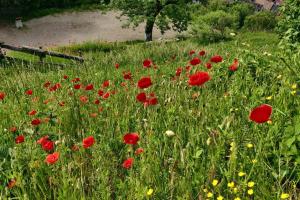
[0,11,175,47]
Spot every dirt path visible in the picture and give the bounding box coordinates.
[0,11,175,47]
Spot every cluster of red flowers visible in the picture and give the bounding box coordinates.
[122,133,143,169]
[1,49,274,185]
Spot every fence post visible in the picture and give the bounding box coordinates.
[38,46,46,62]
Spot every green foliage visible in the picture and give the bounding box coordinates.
[113,0,191,41]
[230,2,255,28]
[244,11,278,31]
[190,10,237,43]
[278,0,300,51]
[207,0,228,11]
[0,0,108,18]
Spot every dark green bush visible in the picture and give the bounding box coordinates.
[244,11,278,31]
[230,2,255,29]
[278,0,300,50]
[0,0,109,18]
[190,10,237,43]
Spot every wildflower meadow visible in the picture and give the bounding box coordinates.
[1,31,299,199]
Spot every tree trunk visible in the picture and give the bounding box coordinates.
[145,18,155,41]
[145,0,162,41]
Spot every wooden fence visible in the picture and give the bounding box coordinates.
[0,42,84,64]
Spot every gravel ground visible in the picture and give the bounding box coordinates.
[0,11,175,47]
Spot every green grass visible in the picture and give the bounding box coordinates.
[23,3,110,21]
[1,31,300,199]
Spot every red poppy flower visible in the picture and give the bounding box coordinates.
[135,147,144,155]
[82,136,95,149]
[136,92,147,103]
[49,83,61,92]
[102,80,110,88]
[15,135,25,144]
[176,67,182,76]
[10,127,17,133]
[199,50,206,56]
[63,75,68,79]
[188,72,211,86]
[137,77,152,89]
[229,58,239,71]
[190,57,201,66]
[98,90,104,96]
[28,110,37,116]
[122,157,134,169]
[123,133,139,145]
[44,81,51,88]
[42,140,54,151]
[189,50,196,56]
[115,63,120,69]
[31,118,41,126]
[37,136,49,145]
[148,97,158,105]
[0,92,5,101]
[85,84,94,91]
[79,95,88,103]
[45,152,60,165]
[249,104,272,123]
[94,99,100,105]
[143,59,152,68]
[123,72,132,80]
[25,89,33,95]
[210,55,223,63]
[102,92,110,99]
[206,62,212,69]
[7,178,16,189]
[74,84,81,90]
[71,77,80,83]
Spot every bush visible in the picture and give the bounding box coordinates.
[244,11,277,31]
[190,10,237,43]
[230,2,255,29]
[278,0,300,50]
[207,0,228,11]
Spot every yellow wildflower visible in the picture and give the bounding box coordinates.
[266,96,272,100]
[233,187,238,193]
[291,84,297,89]
[212,179,219,186]
[238,172,246,177]
[248,181,255,187]
[217,196,224,200]
[147,188,154,196]
[203,188,208,193]
[207,192,213,198]
[280,193,289,199]
[252,159,257,164]
[246,143,253,148]
[248,189,254,195]
[234,197,241,200]
[267,120,272,124]
[228,181,235,188]
[291,91,297,96]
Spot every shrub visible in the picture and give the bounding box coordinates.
[278,0,300,50]
[230,2,255,29]
[190,10,237,43]
[207,0,228,11]
[244,11,277,31]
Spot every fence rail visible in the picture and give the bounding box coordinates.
[0,42,84,63]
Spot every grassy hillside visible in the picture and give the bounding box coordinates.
[1,32,300,199]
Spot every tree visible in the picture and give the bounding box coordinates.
[113,0,191,41]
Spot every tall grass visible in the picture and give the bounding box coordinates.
[0,32,299,199]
